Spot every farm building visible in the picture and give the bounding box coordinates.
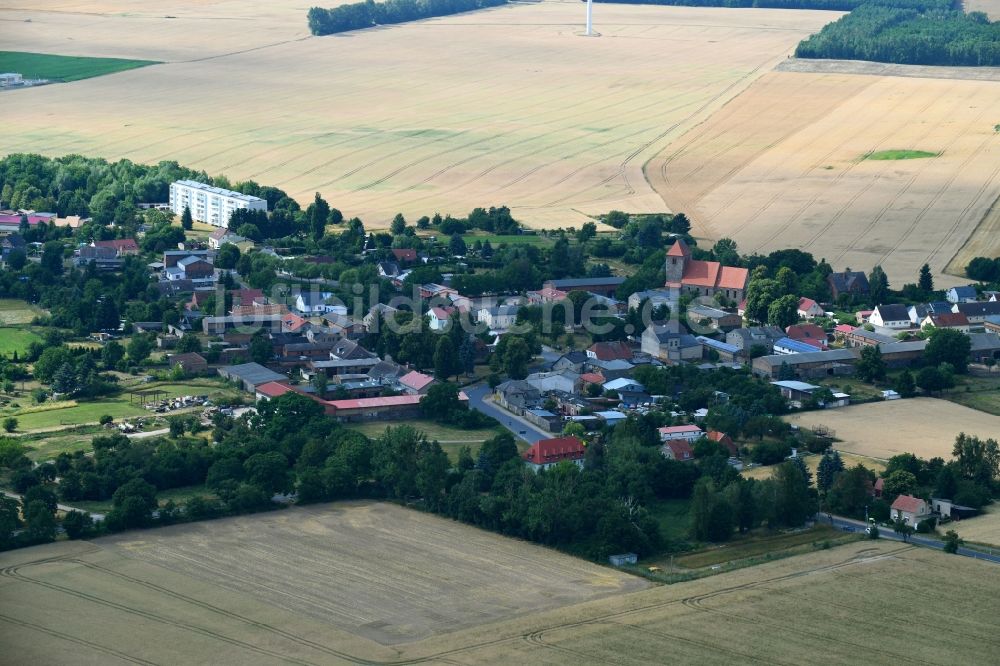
[608,553,638,567]
[168,352,208,375]
[658,424,703,443]
[522,436,586,472]
[324,394,428,422]
[543,276,625,297]
[752,349,859,379]
[218,362,285,391]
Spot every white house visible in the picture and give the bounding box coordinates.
[428,306,455,331]
[478,304,519,330]
[946,285,978,304]
[797,297,825,319]
[169,180,267,227]
[890,494,930,526]
[295,292,336,315]
[525,370,579,394]
[658,425,704,443]
[869,304,912,330]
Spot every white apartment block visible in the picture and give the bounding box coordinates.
[169,180,267,228]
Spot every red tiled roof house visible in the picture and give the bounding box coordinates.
[890,494,930,526]
[523,436,586,472]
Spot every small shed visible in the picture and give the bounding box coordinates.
[608,553,638,567]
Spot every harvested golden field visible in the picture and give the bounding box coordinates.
[3,529,998,665]
[785,397,1000,460]
[0,1,834,229]
[649,69,1000,283]
[743,451,885,481]
[951,504,1000,547]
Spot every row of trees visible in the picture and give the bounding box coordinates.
[308,0,507,35]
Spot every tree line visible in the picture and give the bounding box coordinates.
[308,0,507,36]
[795,4,1000,67]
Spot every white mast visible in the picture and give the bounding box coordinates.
[585,0,593,36]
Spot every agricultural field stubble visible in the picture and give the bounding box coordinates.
[784,397,1000,460]
[648,69,1000,284]
[0,1,835,229]
[2,513,998,665]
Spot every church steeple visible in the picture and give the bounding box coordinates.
[665,238,689,283]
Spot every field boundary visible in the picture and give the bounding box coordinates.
[776,57,1000,81]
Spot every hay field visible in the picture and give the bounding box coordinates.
[785,397,1000,460]
[951,504,1000,547]
[4,532,998,665]
[648,70,1000,283]
[0,1,835,229]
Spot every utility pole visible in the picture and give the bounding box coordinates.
[586,0,593,36]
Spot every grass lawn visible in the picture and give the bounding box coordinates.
[863,149,938,161]
[346,419,505,461]
[70,484,216,513]
[0,51,158,82]
[2,379,235,433]
[17,425,105,461]
[670,524,843,569]
[646,498,692,546]
[0,327,42,358]
[0,299,44,325]
[460,233,549,245]
[939,373,1000,417]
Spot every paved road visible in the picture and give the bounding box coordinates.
[822,513,1000,564]
[464,383,550,445]
[127,428,170,440]
[3,490,106,522]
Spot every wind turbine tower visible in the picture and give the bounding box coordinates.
[585,0,593,36]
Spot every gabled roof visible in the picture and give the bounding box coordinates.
[828,271,869,293]
[891,494,926,514]
[927,312,969,327]
[392,248,417,262]
[957,301,1000,317]
[798,297,820,312]
[93,238,139,253]
[949,285,977,298]
[256,381,294,398]
[523,436,586,465]
[659,425,703,435]
[429,306,455,320]
[873,304,910,322]
[588,340,632,361]
[603,377,644,392]
[399,370,435,392]
[774,337,823,353]
[786,324,828,346]
[579,372,605,384]
[297,291,332,306]
[663,440,694,460]
[327,394,423,410]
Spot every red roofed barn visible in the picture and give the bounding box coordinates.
[665,239,748,303]
[523,436,586,472]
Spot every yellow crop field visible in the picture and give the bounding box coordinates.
[0,1,834,229]
[649,69,1000,283]
[785,397,1000,460]
[2,510,997,664]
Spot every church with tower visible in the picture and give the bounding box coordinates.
[665,238,749,304]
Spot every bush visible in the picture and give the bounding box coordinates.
[99,414,113,426]
[2,417,16,433]
[916,517,937,533]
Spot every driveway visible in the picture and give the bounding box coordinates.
[464,383,550,445]
[3,490,106,522]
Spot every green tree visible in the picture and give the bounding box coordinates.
[312,371,328,397]
[894,369,916,398]
[449,233,467,256]
[62,510,94,540]
[458,336,476,376]
[745,278,781,323]
[390,213,406,235]
[433,336,457,380]
[249,331,272,365]
[712,238,739,266]
[767,294,799,329]
[916,365,951,394]
[882,470,917,499]
[826,465,873,516]
[51,362,78,394]
[102,340,125,370]
[772,460,815,528]
[918,263,934,293]
[127,334,153,363]
[943,529,963,554]
[107,478,158,531]
[216,243,240,269]
[310,192,330,239]
[924,328,971,374]
[498,336,531,379]
[0,495,21,548]
[244,451,292,495]
[576,221,597,243]
[816,450,844,494]
[855,345,887,383]
[181,205,193,230]
[952,432,1000,486]
[892,517,914,542]
[22,499,57,543]
[2,417,16,433]
[868,265,889,305]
